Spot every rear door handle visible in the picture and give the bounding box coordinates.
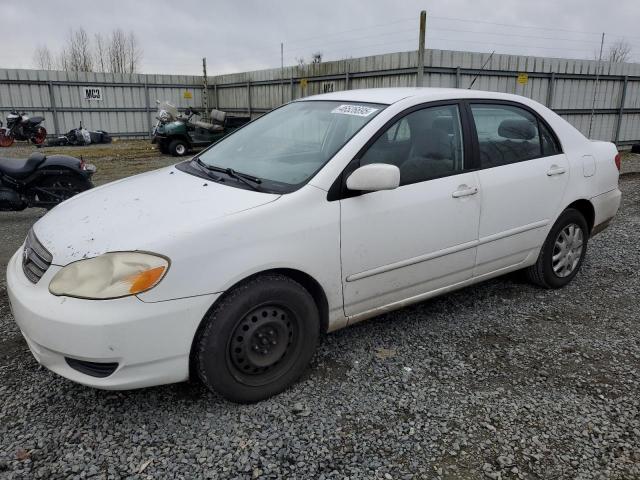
[452,185,478,198]
[547,165,566,176]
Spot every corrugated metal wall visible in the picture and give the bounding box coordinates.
[2,48,639,144]
[0,69,203,138]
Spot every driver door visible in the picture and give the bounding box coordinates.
[339,103,481,318]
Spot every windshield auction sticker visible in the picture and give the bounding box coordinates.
[331,105,379,117]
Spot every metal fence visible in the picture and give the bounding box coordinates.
[0,70,205,138]
[2,48,640,144]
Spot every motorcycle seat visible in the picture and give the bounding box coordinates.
[27,116,44,124]
[0,152,46,178]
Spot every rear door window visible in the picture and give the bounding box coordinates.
[470,104,544,168]
[539,121,562,156]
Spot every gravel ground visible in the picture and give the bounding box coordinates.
[0,150,639,479]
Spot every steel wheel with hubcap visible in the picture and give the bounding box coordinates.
[195,274,320,403]
[526,208,589,288]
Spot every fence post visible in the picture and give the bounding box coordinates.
[416,10,426,87]
[47,81,59,135]
[202,58,209,121]
[290,75,294,101]
[345,61,350,90]
[214,80,219,110]
[455,67,461,88]
[144,78,151,138]
[546,72,556,108]
[614,75,628,144]
[247,81,252,117]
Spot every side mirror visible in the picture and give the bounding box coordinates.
[346,163,400,192]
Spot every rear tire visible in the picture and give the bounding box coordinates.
[31,172,92,209]
[0,130,14,147]
[169,139,188,156]
[196,274,320,403]
[157,142,169,154]
[525,208,588,289]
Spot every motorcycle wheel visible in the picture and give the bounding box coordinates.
[31,127,47,145]
[0,130,15,147]
[31,173,92,209]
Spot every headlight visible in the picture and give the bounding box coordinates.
[49,252,169,299]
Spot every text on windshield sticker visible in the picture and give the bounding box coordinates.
[331,105,379,117]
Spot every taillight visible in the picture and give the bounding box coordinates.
[79,158,86,170]
[614,153,621,171]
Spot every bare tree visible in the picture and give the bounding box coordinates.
[63,28,94,72]
[33,46,54,70]
[32,28,142,73]
[57,49,69,72]
[108,29,127,73]
[606,39,632,63]
[94,33,108,72]
[107,29,141,74]
[126,31,142,74]
[296,52,323,68]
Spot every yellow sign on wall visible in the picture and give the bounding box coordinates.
[183,91,193,99]
[300,78,308,89]
[517,73,529,85]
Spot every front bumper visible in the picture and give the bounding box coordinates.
[6,249,219,390]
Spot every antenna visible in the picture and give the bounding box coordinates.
[467,51,495,89]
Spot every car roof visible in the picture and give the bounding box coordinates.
[302,87,533,106]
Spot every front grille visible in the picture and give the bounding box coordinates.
[22,229,52,284]
[65,357,119,378]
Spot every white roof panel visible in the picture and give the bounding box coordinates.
[303,87,536,105]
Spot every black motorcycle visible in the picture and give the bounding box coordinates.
[0,152,95,211]
[45,122,112,147]
[0,110,47,147]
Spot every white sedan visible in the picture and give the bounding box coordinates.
[6,88,621,402]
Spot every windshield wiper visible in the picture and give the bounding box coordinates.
[192,158,222,182]
[224,168,263,191]
[200,163,263,191]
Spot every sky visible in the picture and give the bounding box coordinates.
[0,0,638,76]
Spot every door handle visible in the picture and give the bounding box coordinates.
[452,185,478,198]
[547,165,566,176]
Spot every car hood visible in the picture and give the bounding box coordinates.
[33,165,280,265]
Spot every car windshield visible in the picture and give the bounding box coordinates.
[195,100,385,191]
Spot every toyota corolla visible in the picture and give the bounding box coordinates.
[6,88,621,402]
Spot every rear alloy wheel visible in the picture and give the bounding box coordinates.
[0,130,14,147]
[31,126,47,145]
[196,274,320,403]
[169,139,188,156]
[525,208,589,288]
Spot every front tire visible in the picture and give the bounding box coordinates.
[168,139,188,156]
[31,126,47,145]
[196,274,320,403]
[525,208,589,289]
